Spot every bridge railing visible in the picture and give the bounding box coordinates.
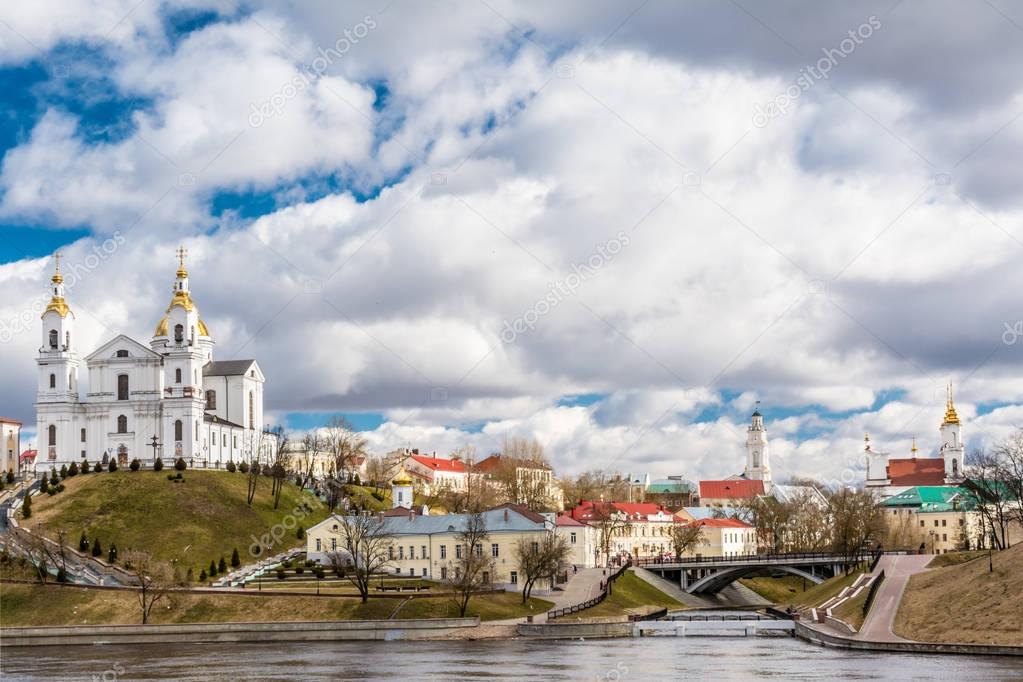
[862,569,886,617]
[632,551,856,567]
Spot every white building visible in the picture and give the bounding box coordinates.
[743,409,772,493]
[34,250,273,471]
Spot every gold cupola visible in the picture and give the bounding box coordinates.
[42,251,72,318]
[154,246,210,337]
[391,466,413,486]
[942,383,960,425]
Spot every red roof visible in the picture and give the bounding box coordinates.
[20,449,37,461]
[693,517,753,529]
[475,454,551,473]
[410,454,467,473]
[568,500,671,522]
[556,513,585,527]
[0,417,22,425]
[886,458,945,486]
[698,479,764,500]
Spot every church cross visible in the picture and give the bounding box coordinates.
[176,246,188,269]
[53,250,63,273]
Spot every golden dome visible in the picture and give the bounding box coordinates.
[942,384,960,425]
[43,297,71,318]
[391,466,413,486]
[154,316,210,337]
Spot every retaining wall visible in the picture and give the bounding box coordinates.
[516,621,634,639]
[795,621,1023,657]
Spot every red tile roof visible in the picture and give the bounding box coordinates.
[555,513,585,527]
[475,454,551,473]
[568,500,671,522]
[20,449,37,461]
[410,454,467,473]
[692,517,753,529]
[698,479,765,500]
[886,457,946,486]
[0,417,22,425]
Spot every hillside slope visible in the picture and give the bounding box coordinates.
[894,544,1023,645]
[27,470,328,577]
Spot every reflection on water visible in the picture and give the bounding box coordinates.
[2,636,1022,681]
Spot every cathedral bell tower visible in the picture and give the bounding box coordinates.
[939,384,964,482]
[744,406,772,493]
[36,252,81,463]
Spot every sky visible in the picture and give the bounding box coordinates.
[1,1,1022,487]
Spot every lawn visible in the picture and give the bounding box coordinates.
[831,587,869,630]
[567,571,682,620]
[739,575,809,603]
[894,544,1023,645]
[26,470,329,578]
[926,550,988,568]
[0,583,546,625]
[780,567,866,609]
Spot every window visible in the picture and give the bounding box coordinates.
[920,520,925,527]
[316,539,321,552]
[388,546,394,560]
[249,391,255,429]
[941,519,947,527]
[206,390,216,410]
[175,368,182,384]
[934,520,939,527]
[441,567,448,580]
[531,541,539,553]
[117,415,128,433]
[491,543,499,558]
[80,428,86,442]
[195,421,200,440]
[421,545,427,559]
[49,373,56,389]
[399,547,404,560]
[222,434,226,447]
[440,545,447,560]
[942,533,947,542]
[455,545,462,559]
[409,568,414,576]
[481,571,490,584]
[474,543,483,557]
[48,329,58,349]
[233,436,237,448]
[48,424,56,446]
[409,545,415,559]
[174,420,183,441]
[510,571,518,585]
[422,568,428,577]
[570,532,577,544]
[174,324,184,343]
[331,538,337,551]
[116,350,129,358]
[117,374,129,401]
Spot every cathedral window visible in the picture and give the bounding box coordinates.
[206,390,216,410]
[249,391,255,429]
[65,331,70,349]
[117,415,128,433]
[48,329,58,349]
[175,368,182,384]
[175,420,183,441]
[174,324,184,343]
[49,373,55,389]
[195,421,200,440]
[80,428,86,442]
[116,350,129,358]
[48,424,56,446]
[117,374,129,400]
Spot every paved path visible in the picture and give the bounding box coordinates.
[490,567,607,624]
[856,554,932,642]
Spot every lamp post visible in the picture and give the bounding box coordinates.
[148,435,161,465]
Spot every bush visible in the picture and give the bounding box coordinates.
[371,491,384,502]
[353,474,361,486]
[282,559,293,569]
[175,458,187,472]
[231,548,240,568]
[226,461,237,473]
[108,544,117,563]
[209,560,218,577]
[239,462,250,474]
[67,462,79,477]
[218,556,227,574]
[129,458,140,472]
[5,470,13,484]
[297,526,305,540]
[313,567,325,579]
[56,567,68,583]
[55,483,65,493]
[20,492,31,519]
[79,532,89,552]
[295,566,304,575]
[199,569,207,582]
[107,460,118,472]
[79,461,89,475]
[153,457,164,472]
[304,559,315,568]
[50,468,59,486]
[91,539,102,558]
[295,475,303,487]
[276,568,286,580]
[250,462,261,476]
[186,567,194,583]
[39,477,49,494]
[93,461,102,473]
[167,474,176,481]
[59,464,68,480]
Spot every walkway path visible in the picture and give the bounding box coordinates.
[856,553,931,642]
[490,567,607,624]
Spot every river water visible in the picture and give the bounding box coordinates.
[2,637,1022,681]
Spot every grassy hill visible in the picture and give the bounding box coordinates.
[894,545,1023,645]
[26,470,329,577]
[569,571,682,620]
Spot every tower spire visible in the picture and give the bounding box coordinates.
[943,382,960,425]
[43,250,71,317]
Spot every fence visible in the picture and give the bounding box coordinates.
[547,560,631,620]
[862,570,885,617]
[632,551,854,567]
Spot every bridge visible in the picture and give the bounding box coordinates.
[634,552,865,595]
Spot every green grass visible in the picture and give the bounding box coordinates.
[568,571,682,620]
[395,593,553,621]
[927,550,987,568]
[832,586,869,630]
[28,470,330,577]
[739,575,810,603]
[783,566,866,609]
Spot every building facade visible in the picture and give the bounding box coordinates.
[1,418,20,475]
[34,251,272,471]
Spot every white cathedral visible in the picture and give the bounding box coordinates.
[35,250,272,470]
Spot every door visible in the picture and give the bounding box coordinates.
[117,445,128,466]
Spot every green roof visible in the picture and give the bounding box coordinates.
[882,486,975,512]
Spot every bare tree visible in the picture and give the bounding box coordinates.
[486,437,557,511]
[265,426,290,510]
[589,503,628,567]
[561,470,631,509]
[512,531,572,603]
[829,488,885,569]
[323,417,369,511]
[994,430,1023,532]
[667,521,705,559]
[123,550,173,624]
[449,511,495,616]
[329,512,394,602]
[736,496,791,553]
[246,456,260,506]
[963,450,1013,549]
[364,455,388,488]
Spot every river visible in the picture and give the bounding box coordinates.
[2,637,1022,681]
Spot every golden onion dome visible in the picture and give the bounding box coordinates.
[391,466,413,486]
[942,384,960,425]
[154,315,210,337]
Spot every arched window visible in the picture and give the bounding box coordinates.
[952,459,959,476]
[206,390,216,410]
[117,374,129,400]
[48,329,58,349]
[174,420,183,441]
[65,331,71,349]
[49,373,56,389]
[174,324,184,343]
[115,349,129,358]
[249,391,255,429]
[175,368,182,384]
[195,420,200,440]
[48,424,56,446]
[80,428,86,442]
[117,415,128,433]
